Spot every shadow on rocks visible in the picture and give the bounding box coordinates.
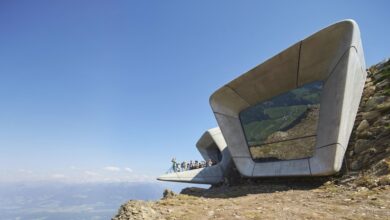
[180,176,330,199]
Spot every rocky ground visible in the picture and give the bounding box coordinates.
[114,182,389,220]
[346,59,390,174]
[113,59,390,220]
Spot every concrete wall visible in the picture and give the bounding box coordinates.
[157,127,233,184]
[209,20,366,177]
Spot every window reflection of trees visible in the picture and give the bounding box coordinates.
[239,81,323,161]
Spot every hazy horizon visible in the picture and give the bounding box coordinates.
[0,180,202,219]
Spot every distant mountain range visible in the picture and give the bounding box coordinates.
[0,181,178,220]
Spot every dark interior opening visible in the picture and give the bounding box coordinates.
[205,142,222,163]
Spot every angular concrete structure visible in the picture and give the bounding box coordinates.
[157,127,232,184]
[210,19,366,177]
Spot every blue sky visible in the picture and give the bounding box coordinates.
[0,0,389,182]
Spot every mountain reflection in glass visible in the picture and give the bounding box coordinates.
[239,81,323,161]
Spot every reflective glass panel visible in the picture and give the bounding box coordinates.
[239,81,323,160]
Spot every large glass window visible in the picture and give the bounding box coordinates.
[239,81,323,161]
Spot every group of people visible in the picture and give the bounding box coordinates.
[170,158,216,172]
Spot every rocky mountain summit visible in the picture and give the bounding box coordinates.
[113,60,390,220]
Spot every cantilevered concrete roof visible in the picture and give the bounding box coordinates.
[157,127,232,184]
[210,19,366,177]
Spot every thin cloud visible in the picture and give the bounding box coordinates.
[51,174,66,179]
[18,169,33,174]
[103,166,121,172]
[69,166,79,170]
[124,167,133,173]
[84,171,99,176]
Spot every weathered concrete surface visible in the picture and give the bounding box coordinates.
[157,127,232,184]
[210,19,366,177]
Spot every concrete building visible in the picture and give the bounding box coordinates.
[210,19,366,177]
[157,127,232,184]
[158,19,366,184]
